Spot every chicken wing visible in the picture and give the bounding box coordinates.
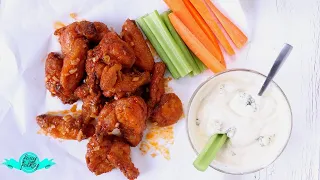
[81,91,103,124]
[148,62,166,108]
[92,22,110,43]
[74,83,90,100]
[122,19,154,71]
[86,135,139,179]
[100,64,122,91]
[96,102,118,137]
[54,21,97,93]
[45,52,78,104]
[86,134,114,175]
[115,96,147,146]
[151,93,183,127]
[107,136,139,180]
[36,114,94,140]
[93,32,136,68]
[96,96,147,146]
[101,66,151,99]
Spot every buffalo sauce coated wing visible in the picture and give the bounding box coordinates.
[45,52,78,104]
[54,21,97,93]
[93,32,136,68]
[92,22,110,43]
[36,114,94,141]
[148,62,166,109]
[151,93,183,127]
[96,102,118,136]
[107,136,139,180]
[86,134,114,175]
[122,19,154,71]
[96,96,147,147]
[86,135,139,179]
[100,65,151,99]
[115,96,148,146]
[100,64,122,91]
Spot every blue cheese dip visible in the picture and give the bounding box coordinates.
[188,70,292,173]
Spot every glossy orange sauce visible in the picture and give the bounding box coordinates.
[164,77,173,93]
[139,123,174,160]
[70,13,78,20]
[47,104,81,116]
[146,40,158,58]
[53,21,66,30]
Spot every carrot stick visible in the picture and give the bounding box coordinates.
[164,0,224,62]
[182,0,225,67]
[189,0,235,55]
[169,13,225,73]
[204,0,248,49]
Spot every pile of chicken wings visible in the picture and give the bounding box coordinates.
[36,19,183,179]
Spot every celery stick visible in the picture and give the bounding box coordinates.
[193,134,228,171]
[143,11,192,77]
[191,52,207,72]
[136,17,180,79]
[161,11,201,75]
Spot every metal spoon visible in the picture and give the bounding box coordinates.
[258,43,293,96]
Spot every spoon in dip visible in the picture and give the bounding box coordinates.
[258,43,293,96]
[193,43,293,172]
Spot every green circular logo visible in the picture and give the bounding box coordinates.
[18,152,39,173]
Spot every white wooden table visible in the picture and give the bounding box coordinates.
[216,0,320,179]
[0,0,318,180]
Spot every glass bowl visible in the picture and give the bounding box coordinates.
[186,69,293,175]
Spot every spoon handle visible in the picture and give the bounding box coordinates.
[258,43,293,96]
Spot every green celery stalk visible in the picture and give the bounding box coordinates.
[136,17,180,79]
[193,134,228,171]
[161,11,201,75]
[143,11,192,77]
[191,52,207,73]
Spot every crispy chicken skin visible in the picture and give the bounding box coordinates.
[96,103,118,136]
[122,19,154,71]
[92,22,110,43]
[54,21,97,93]
[94,32,136,68]
[101,66,151,98]
[115,96,147,146]
[151,93,183,127]
[82,91,103,124]
[85,50,105,91]
[100,64,122,91]
[107,137,139,180]
[36,114,94,140]
[148,62,166,108]
[96,96,147,147]
[45,52,78,104]
[86,134,114,175]
[74,83,90,100]
[86,135,139,179]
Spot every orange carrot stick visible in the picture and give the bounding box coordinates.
[169,13,225,73]
[204,0,248,49]
[182,0,225,67]
[164,0,224,62]
[189,0,235,55]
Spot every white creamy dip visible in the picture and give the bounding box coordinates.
[188,70,292,174]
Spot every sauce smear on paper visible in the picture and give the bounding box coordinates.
[70,13,78,20]
[54,21,66,30]
[139,123,174,160]
[47,104,81,116]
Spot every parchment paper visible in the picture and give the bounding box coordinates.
[0,0,249,179]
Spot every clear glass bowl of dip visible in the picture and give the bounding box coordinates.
[186,69,292,175]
